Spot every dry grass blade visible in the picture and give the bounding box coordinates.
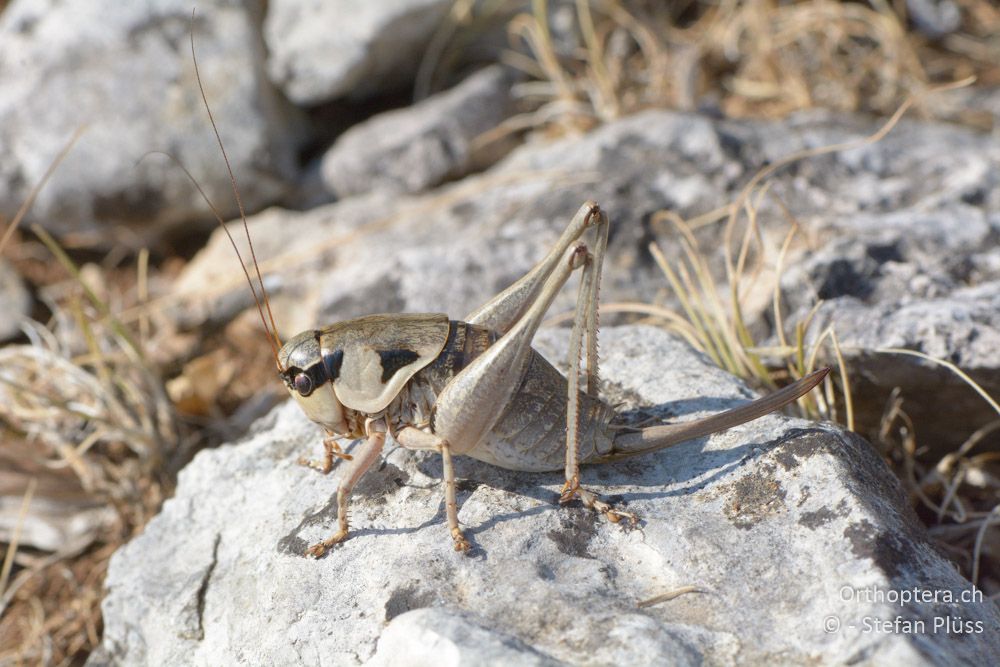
[972,506,1000,586]
[413,0,479,101]
[575,0,619,119]
[30,224,145,365]
[637,585,704,608]
[646,192,844,418]
[771,223,798,353]
[827,330,852,430]
[0,479,36,616]
[871,352,1000,591]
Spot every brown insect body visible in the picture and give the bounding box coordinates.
[189,30,827,556]
[266,202,829,557]
[280,316,619,473]
[279,312,829,481]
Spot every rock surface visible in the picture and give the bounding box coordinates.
[94,326,1000,666]
[784,275,1000,457]
[0,0,305,244]
[320,65,518,199]
[5,1,998,662]
[171,110,732,335]
[264,0,451,105]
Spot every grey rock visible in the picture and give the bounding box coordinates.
[0,258,30,340]
[0,0,306,245]
[786,282,1000,458]
[169,192,409,334]
[264,0,451,105]
[775,190,1000,454]
[697,109,1000,452]
[320,66,518,199]
[727,111,1000,219]
[368,608,565,667]
[172,110,731,333]
[96,326,1000,665]
[176,110,939,335]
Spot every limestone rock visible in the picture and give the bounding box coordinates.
[773,169,1000,453]
[0,0,305,245]
[367,608,564,667]
[171,110,729,334]
[175,106,1000,472]
[320,66,518,198]
[264,0,451,105]
[94,327,1000,665]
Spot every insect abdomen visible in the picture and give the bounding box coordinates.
[412,320,616,472]
[466,350,616,471]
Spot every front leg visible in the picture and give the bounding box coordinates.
[306,420,385,558]
[298,431,354,474]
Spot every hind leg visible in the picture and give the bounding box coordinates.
[561,207,607,500]
[434,242,591,455]
[465,201,603,334]
[448,202,633,527]
[464,201,612,498]
[557,211,636,525]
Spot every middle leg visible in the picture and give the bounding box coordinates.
[395,426,471,552]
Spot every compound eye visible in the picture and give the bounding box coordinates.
[293,372,314,397]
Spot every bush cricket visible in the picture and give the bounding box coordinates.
[190,32,828,559]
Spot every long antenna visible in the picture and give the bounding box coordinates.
[151,152,280,363]
[189,10,284,368]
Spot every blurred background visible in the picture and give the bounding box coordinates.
[1,0,999,663]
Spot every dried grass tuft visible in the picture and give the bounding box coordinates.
[0,230,182,664]
[433,0,1000,135]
